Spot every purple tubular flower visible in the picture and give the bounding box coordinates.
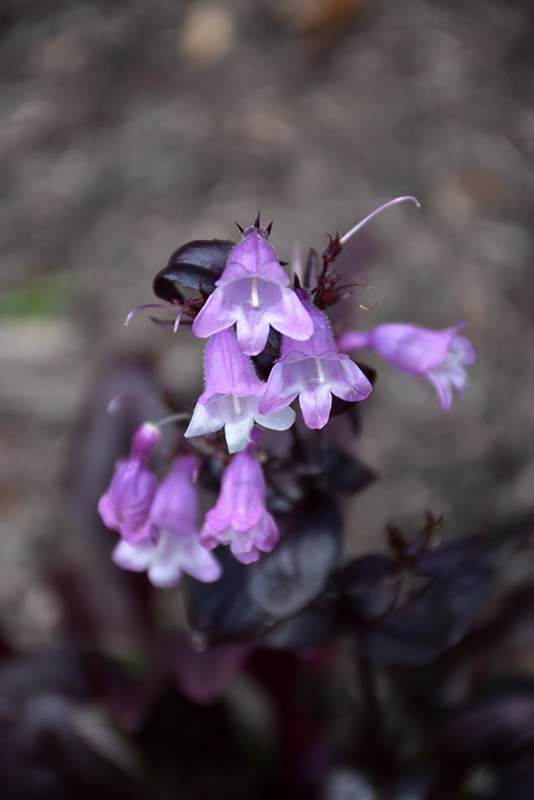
[98,422,160,544]
[112,456,222,587]
[199,446,279,564]
[258,298,373,430]
[149,454,200,536]
[192,226,314,356]
[338,323,477,411]
[184,328,295,453]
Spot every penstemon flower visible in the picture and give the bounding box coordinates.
[184,327,295,453]
[112,456,222,586]
[258,293,373,429]
[112,528,222,587]
[192,223,314,356]
[199,444,279,564]
[98,422,160,544]
[338,323,477,411]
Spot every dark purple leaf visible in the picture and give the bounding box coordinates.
[153,238,235,300]
[415,535,487,578]
[0,649,147,800]
[0,648,86,703]
[362,565,494,665]
[298,442,376,496]
[183,547,256,646]
[53,561,150,647]
[327,448,376,495]
[247,501,343,619]
[65,354,161,545]
[260,605,339,650]
[251,328,282,378]
[438,694,534,763]
[338,555,399,621]
[491,759,534,800]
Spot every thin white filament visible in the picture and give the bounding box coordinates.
[339,196,420,247]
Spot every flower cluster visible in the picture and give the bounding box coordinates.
[99,202,477,586]
[99,427,221,586]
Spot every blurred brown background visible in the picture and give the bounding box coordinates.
[1,0,533,646]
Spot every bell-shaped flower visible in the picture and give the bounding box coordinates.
[112,530,222,587]
[192,226,313,356]
[258,297,373,430]
[112,456,222,587]
[199,446,279,564]
[337,323,477,411]
[149,454,200,536]
[98,422,160,544]
[184,328,295,453]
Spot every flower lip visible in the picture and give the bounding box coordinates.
[112,528,222,587]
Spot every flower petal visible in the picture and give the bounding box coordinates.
[268,290,314,343]
[299,384,333,429]
[235,312,272,356]
[192,290,235,339]
[113,530,222,587]
[224,413,256,454]
[257,361,301,415]
[200,329,263,399]
[149,456,199,537]
[185,399,225,439]
[255,403,296,432]
[323,357,373,402]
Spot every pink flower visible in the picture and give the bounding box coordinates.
[185,328,295,453]
[338,323,477,411]
[259,296,372,429]
[199,446,278,564]
[98,422,160,544]
[192,226,313,356]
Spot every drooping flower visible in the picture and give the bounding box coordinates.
[98,422,160,544]
[192,225,314,356]
[184,327,295,453]
[112,529,222,587]
[149,454,200,536]
[112,456,222,586]
[337,323,477,411]
[258,294,373,430]
[199,445,279,564]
